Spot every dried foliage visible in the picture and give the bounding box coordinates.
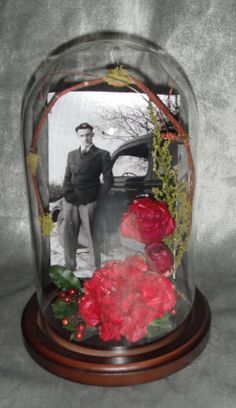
[149,104,192,270]
[27,152,39,175]
[39,213,54,236]
[103,65,134,87]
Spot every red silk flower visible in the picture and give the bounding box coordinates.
[79,255,176,343]
[145,242,174,276]
[120,197,175,244]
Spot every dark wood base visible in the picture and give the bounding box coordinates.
[21,288,211,386]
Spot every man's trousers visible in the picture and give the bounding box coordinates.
[62,199,100,272]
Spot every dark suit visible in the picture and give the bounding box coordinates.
[62,144,113,272]
[63,145,113,206]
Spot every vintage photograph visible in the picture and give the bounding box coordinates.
[48,90,180,278]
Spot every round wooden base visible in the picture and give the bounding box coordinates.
[21,288,211,386]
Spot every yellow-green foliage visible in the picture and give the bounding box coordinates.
[27,152,39,175]
[150,106,178,216]
[103,65,134,87]
[164,182,192,269]
[149,104,192,271]
[39,213,54,237]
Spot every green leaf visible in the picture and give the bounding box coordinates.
[147,314,172,338]
[51,299,78,319]
[63,320,76,332]
[49,265,81,291]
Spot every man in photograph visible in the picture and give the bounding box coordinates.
[62,122,114,273]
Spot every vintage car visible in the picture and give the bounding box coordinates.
[51,134,178,254]
[98,134,178,250]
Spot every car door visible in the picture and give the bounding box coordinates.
[101,138,152,236]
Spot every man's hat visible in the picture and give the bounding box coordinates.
[75,122,93,133]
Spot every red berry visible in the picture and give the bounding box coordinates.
[58,291,67,300]
[76,323,86,333]
[67,288,78,296]
[62,317,70,326]
[64,295,72,303]
[76,331,83,340]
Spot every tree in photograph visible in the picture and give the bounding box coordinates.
[97,97,179,141]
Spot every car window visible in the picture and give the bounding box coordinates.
[112,155,148,177]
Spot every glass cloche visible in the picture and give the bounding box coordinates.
[21,33,211,385]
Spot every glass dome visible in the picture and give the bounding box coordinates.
[21,34,210,385]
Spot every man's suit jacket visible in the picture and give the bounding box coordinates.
[63,145,114,206]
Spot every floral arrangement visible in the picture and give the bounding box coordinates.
[50,254,176,344]
[50,195,178,344]
[28,65,194,345]
[79,256,175,343]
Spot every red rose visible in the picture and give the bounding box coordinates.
[145,243,174,276]
[79,255,176,343]
[120,197,175,244]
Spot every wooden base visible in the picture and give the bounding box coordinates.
[21,288,211,386]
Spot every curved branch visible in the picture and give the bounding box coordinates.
[129,76,188,139]
[31,78,104,152]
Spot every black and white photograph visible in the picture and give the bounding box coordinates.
[49,90,180,278]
